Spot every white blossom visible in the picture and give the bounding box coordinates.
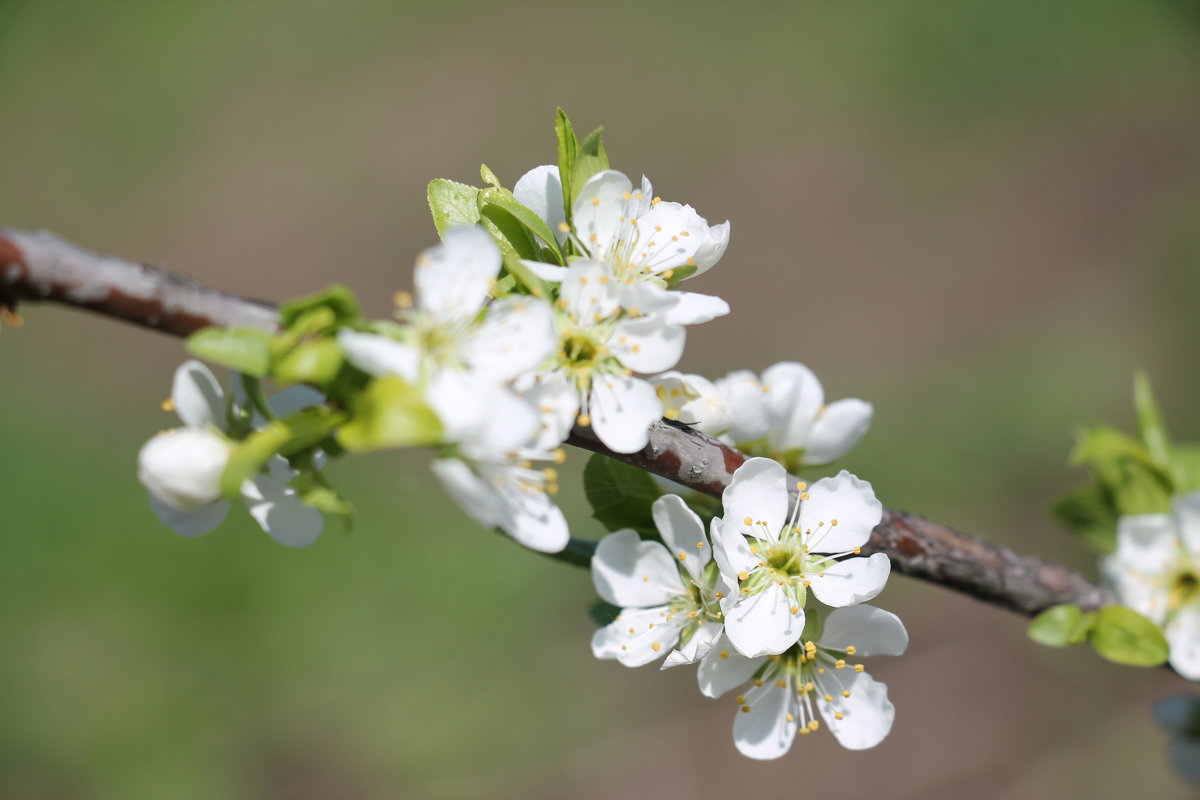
[649,370,730,435]
[590,495,730,667]
[700,604,907,758]
[1103,493,1200,680]
[138,360,324,547]
[712,458,889,657]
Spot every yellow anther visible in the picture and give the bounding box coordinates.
[842,690,852,698]
[598,274,609,284]
[741,705,751,713]
[628,628,636,634]
[786,713,795,723]
[737,571,749,581]
[623,192,632,200]
[846,646,857,655]
[651,642,662,652]
[835,712,844,720]
[835,659,846,669]
[552,449,566,464]
[735,695,746,704]
[577,414,591,426]
[161,397,176,412]
[556,222,571,233]
[854,664,865,673]
[853,547,861,555]
[664,409,680,420]
[592,197,601,206]
[714,592,725,599]
[800,492,810,501]
[678,552,687,561]
[634,192,643,200]
[719,650,730,660]
[642,576,650,582]
[805,641,816,652]
[647,623,654,629]
[824,694,833,703]
[818,668,825,674]
[392,290,413,308]
[804,682,814,692]
[579,276,589,285]
[790,606,799,615]
[687,257,696,265]
[831,519,838,527]
[696,541,705,548]
[808,720,820,731]
[662,269,674,279]
[803,580,812,588]
[651,196,662,205]
[775,680,787,688]
[796,481,807,491]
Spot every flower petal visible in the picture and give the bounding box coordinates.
[1112,512,1179,574]
[149,495,229,538]
[492,464,569,553]
[138,429,232,511]
[512,164,566,242]
[1168,604,1200,681]
[663,621,721,668]
[1173,493,1200,561]
[799,471,883,553]
[721,457,789,543]
[819,605,909,657]
[415,225,501,323]
[267,385,326,419]
[711,516,758,580]
[592,605,684,667]
[241,473,323,548]
[803,399,873,465]
[651,371,730,435]
[693,220,730,276]
[520,259,569,282]
[723,582,805,657]
[626,201,705,273]
[337,331,420,382]
[610,316,686,374]
[462,296,557,383]
[762,362,824,452]
[591,529,684,607]
[662,291,730,326]
[171,360,225,429]
[652,494,710,581]
[732,677,798,760]
[521,373,579,450]
[561,260,620,323]
[816,669,895,750]
[697,634,767,697]
[715,371,773,443]
[808,553,891,607]
[430,458,506,529]
[572,170,634,262]
[588,375,661,454]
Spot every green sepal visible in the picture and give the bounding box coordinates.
[336,376,443,452]
[1090,605,1169,667]
[428,178,482,236]
[1027,603,1096,647]
[583,452,665,538]
[663,264,698,289]
[279,285,362,329]
[220,407,346,498]
[272,339,345,386]
[186,326,273,377]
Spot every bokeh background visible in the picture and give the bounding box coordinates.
[3,1,1200,797]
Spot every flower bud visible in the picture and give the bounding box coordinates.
[138,429,232,510]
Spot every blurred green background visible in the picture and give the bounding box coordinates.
[3,1,1200,797]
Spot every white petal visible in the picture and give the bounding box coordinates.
[721,457,789,543]
[267,385,325,419]
[149,495,229,538]
[592,606,684,667]
[1101,557,1169,623]
[650,371,730,435]
[1167,604,1200,681]
[715,371,773,443]
[610,316,686,374]
[762,362,824,452]
[662,291,730,326]
[804,399,873,465]
[1113,512,1179,575]
[561,260,620,322]
[572,170,634,261]
[138,429,232,511]
[521,373,579,450]
[591,529,684,607]
[692,220,730,276]
[697,634,767,697]
[589,375,661,454]
[816,669,895,750]
[460,390,541,462]
[626,201,705,273]
[492,465,569,553]
[819,605,909,657]
[1173,493,1200,560]
[711,516,758,581]
[663,621,721,668]
[800,471,883,553]
[652,494,710,581]
[808,553,891,607]
[337,331,420,382]
[430,458,506,529]
[241,474,323,548]
[520,259,569,282]
[415,225,501,323]
[732,677,798,760]
[616,281,679,317]
[462,296,556,383]
[171,360,225,429]
[512,164,565,242]
[723,583,805,657]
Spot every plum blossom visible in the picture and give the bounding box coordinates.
[137,360,324,547]
[700,604,907,758]
[712,458,889,657]
[1103,493,1200,680]
[591,495,730,667]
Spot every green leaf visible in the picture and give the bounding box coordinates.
[583,453,664,537]
[1048,482,1119,554]
[1172,445,1200,493]
[220,407,345,497]
[478,193,539,261]
[428,178,482,236]
[1028,603,1096,647]
[272,339,344,386]
[337,376,443,452]
[1134,372,1171,470]
[279,285,362,328]
[302,486,356,519]
[1070,424,1155,471]
[555,108,579,224]
[570,125,609,208]
[1090,605,1169,667]
[479,163,502,189]
[1111,461,1172,516]
[480,194,565,264]
[187,326,273,377]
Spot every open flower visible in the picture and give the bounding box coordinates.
[699,604,907,758]
[590,495,730,667]
[138,360,324,547]
[1103,494,1200,680]
[649,370,730,435]
[514,166,730,327]
[712,458,889,657]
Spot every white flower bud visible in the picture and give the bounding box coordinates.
[138,429,232,511]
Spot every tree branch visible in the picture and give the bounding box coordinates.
[0,227,1113,617]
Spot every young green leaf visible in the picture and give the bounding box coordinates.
[570,125,610,207]
[1173,445,1200,494]
[479,163,502,190]
[273,339,345,386]
[220,407,345,498]
[428,179,482,236]
[1134,372,1171,470]
[1028,603,1096,647]
[583,452,665,537]
[187,327,274,377]
[1048,483,1119,554]
[337,376,443,452]
[479,194,565,264]
[1090,605,1169,667]
[555,108,579,224]
[279,284,362,328]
